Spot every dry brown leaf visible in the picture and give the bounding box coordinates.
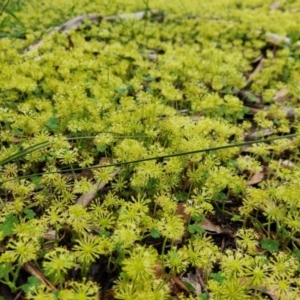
[239,277,278,300]
[247,172,264,186]
[245,128,273,141]
[295,238,300,248]
[104,10,157,22]
[270,1,280,11]
[251,286,278,300]
[263,31,300,47]
[177,109,189,114]
[279,159,295,169]
[147,50,158,61]
[43,229,56,241]
[176,202,190,225]
[182,161,193,191]
[152,263,164,278]
[181,271,202,296]
[200,218,223,234]
[102,289,115,300]
[273,87,289,102]
[153,264,191,296]
[76,167,120,207]
[190,115,201,121]
[171,276,191,294]
[99,157,113,165]
[241,145,252,153]
[281,106,296,120]
[247,58,264,85]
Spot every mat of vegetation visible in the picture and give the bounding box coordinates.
[1,0,300,299]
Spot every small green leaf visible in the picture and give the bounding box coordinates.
[242,106,250,114]
[98,229,110,237]
[46,116,60,130]
[231,214,242,222]
[24,208,36,220]
[21,276,40,294]
[12,128,22,135]
[126,84,133,91]
[273,119,281,126]
[114,243,123,252]
[0,214,18,237]
[31,176,42,189]
[247,92,259,103]
[217,192,227,200]
[117,54,135,63]
[175,192,189,201]
[52,290,59,298]
[0,263,14,279]
[146,88,154,94]
[293,249,300,262]
[192,214,204,222]
[262,156,271,163]
[261,238,279,253]
[38,155,46,162]
[115,87,127,95]
[97,145,107,153]
[150,228,161,238]
[143,75,154,82]
[227,159,238,169]
[183,281,195,292]
[188,224,205,234]
[288,31,298,45]
[211,272,225,283]
[199,293,208,300]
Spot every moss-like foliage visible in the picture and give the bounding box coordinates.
[1,0,300,299]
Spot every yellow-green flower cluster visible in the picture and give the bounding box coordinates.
[1,0,300,299]
[209,250,300,300]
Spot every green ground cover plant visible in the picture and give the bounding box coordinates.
[1,0,300,299]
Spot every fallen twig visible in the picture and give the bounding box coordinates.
[25,10,158,54]
[23,262,56,291]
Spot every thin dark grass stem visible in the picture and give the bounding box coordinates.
[1,132,300,182]
[0,0,10,17]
